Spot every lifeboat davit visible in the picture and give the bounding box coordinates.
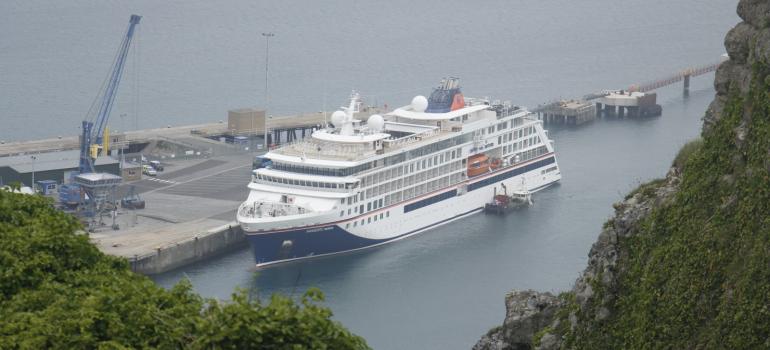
[467,154,490,177]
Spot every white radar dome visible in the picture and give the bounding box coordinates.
[411,95,428,112]
[368,114,384,131]
[330,110,346,127]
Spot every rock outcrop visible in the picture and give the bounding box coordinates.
[473,290,562,350]
[475,1,770,348]
[473,172,680,350]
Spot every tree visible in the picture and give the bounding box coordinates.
[0,190,369,349]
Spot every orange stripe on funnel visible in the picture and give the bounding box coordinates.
[451,92,465,111]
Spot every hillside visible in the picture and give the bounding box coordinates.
[475,0,770,348]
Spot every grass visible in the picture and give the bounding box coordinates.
[560,61,770,349]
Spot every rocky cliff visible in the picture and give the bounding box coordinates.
[475,1,770,348]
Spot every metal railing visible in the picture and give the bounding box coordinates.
[238,201,311,219]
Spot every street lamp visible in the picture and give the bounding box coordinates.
[30,155,37,192]
[262,32,274,151]
[119,113,127,168]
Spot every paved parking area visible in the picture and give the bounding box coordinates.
[159,166,250,201]
[93,153,258,258]
[159,159,227,179]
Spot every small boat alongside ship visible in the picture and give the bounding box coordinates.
[237,77,562,267]
[483,182,533,214]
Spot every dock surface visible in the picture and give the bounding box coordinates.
[88,153,255,273]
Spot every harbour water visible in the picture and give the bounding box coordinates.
[1,1,738,349]
[151,85,715,349]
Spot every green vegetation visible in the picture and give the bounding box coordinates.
[565,62,770,348]
[623,178,666,201]
[671,137,704,170]
[0,191,369,349]
[532,326,553,347]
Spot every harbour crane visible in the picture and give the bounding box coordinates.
[60,14,142,228]
[79,14,142,173]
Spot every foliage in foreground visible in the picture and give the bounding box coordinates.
[564,62,770,348]
[0,191,369,349]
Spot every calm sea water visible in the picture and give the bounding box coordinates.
[2,1,738,349]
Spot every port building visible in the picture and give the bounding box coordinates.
[0,150,119,187]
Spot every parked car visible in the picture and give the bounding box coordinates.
[149,160,164,171]
[142,165,157,176]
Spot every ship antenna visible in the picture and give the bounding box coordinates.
[338,91,359,136]
[322,80,328,128]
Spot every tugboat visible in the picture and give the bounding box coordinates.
[484,182,532,214]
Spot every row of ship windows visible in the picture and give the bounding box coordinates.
[502,136,541,155]
[343,173,462,218]
[480,122,534,138]
[254,175,350,189]
[541,166,559,174]
[270,161,371,177]
[344,211,390,229]
[364,161,464,200]
[497,126,536,143]
[513,146,550,164]
[361,148,463,187]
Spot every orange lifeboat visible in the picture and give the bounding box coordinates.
[467,154,490,177]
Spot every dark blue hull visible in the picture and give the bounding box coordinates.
[246,225,386,266]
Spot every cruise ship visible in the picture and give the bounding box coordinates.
[237,78,562,267]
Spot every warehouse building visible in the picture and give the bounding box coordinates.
[0,150,120,188]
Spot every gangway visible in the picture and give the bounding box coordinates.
[628,59,725,94]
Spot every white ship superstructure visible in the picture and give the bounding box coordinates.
[237,78,561,266]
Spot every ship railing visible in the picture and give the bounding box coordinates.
[383,128,442,150]
[274,128,445,159]
[275,140,375,160]
[252,179,354,194]
[238,201,311,219]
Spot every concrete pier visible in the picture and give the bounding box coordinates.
[536,100,596,125]
[126,223,245,275]
[594,90,661,118]
[88,153,256,274]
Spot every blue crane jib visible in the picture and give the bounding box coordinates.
[79,14,141,174]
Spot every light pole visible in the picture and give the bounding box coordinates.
[120,113,127,169]
[262,32,274,151]
[30,155,37,192]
